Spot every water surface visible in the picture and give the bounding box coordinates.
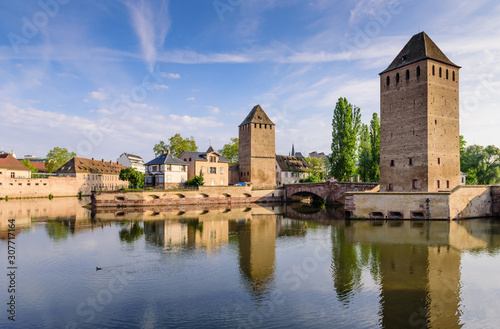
[1,198,500,328]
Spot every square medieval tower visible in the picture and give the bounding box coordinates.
[238,105,276,187]
[379,32,461,192]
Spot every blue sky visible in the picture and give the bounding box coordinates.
[1,0,499,162]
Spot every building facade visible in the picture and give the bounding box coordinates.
[275,155,311,185]
[379,32,460,192]
[238,105,276,187]
[179,147,229,186]
[0,153,31,179]
[53,157,128,193]
[117,153,145,173]
[144,151,188,189]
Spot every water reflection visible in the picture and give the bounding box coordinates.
[2,199,500,328]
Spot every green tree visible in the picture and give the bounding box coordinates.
[185,170,204,186]
[303,157,325,180]
[119,222,144,243]
[330,97,361,181]
[219,137,239,166]
[45,147,77,172]
[153,134,198,157]
[369,113,380,181]
[119,168,144,188]
[461,144,500,185]
[357,124,371,182]
[21,159,38,173]
[153,140,169,157]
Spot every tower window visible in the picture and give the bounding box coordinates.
[416,66,421,77]
[388,183,393,191]
[396,73,400,84]
[438,157,441,165]
[409,158,413,166]
[386,76,390,86]
[259,124,262,128]
[270,125,272,130]
[435,119,438,125]
[406,69,410,81]
[390,159,395,167]
[452,71,455,81]
[412,179,418,189]
[446,69,449,80]
[254,123,257,128]
[432,65,435,75]
[446,180,450,189]
[437,180,441,189]
[439,67,442,78]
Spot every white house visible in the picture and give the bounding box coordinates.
[117,153,145,173]
[275,155,311,186]
[144,151,189,189]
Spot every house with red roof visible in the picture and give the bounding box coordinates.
[0,153,31,179]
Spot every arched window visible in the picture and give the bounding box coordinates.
[416,66,421,77]
[406,69,410,81]
[396,73,400,84]
[452,71,455,81]
[432,65,435,76]
[446,69,449,80]
[386,76,390,86]
[439,67,442,78]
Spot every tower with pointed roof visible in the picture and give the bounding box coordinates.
[238,105,276,187]
[379,32,460,192]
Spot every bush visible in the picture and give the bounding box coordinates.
[299,175,322,183]
[185,171,204,187]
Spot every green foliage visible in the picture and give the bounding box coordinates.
[45,147,77,172]
[48,194,53,200]
[357,124,372,182]
[219,137,239,166]
[303,157,325,180]
[369,113,380,182]
[119,222,144,243]
[460,142,500,185]
[78,191,82,199]
[154,134,198,157]
[185,170,204,186]
[330,97,361,181]
[21,159,39,173]
[299,175,322,183]
[119,168,144,188]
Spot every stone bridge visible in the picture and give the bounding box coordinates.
[284,181,379,204]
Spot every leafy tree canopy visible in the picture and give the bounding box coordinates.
[460,141,500,185]
[21,159,38,173]
[153,134,198,157]
[219,137,239,166]
[119,167,144,188]
[303,157,325,181]
[45,147,77,172]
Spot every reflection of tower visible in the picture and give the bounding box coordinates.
[230,215,276,298]
[343,221,463,328]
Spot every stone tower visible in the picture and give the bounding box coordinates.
[379,32,460,192]
[238,105,276,187]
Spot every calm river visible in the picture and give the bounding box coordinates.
[1,198,500,328]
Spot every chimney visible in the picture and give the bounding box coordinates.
[162,150,166,154]
[11,150,16,158]
[167,149,170,154]
[92,158,94,161]
[101,159,104,162]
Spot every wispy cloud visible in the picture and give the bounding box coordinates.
[206,105,220,114]
[124,0,171,70]
[89,88,108,101]
[187,97,195,101]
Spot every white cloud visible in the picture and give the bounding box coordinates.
[125,0,171,70]
[186,97,195,101]
[206,105,220,114]
[169,114,223,128]
[167,73,180,79]
[57,72,80,79]
[89,88,108,101]
[155,84,169,90]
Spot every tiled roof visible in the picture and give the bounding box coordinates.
[0,154,30,171]
[239,105,275,126]
[380,32,460,74]
[53,157,125,175]
[276,155,310,172]
[30,161,48,172]
[145,153,188,166]
[181,149,230,163]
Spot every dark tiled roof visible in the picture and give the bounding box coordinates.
[239,105,275,126]
[145,153,188,166]
[181,151,230,163]
[380,32,460,74]
[53,157,125,174]
[0,154,30,171]
[276,155,310,172]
